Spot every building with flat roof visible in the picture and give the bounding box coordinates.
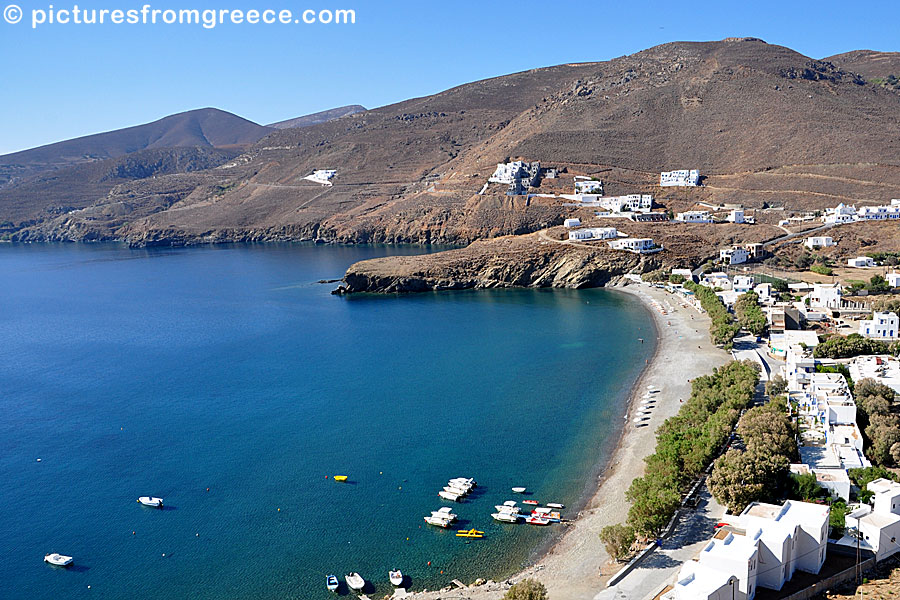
[859,312,899,340]
[670,561,740,600]
[698,530,759,600]
[568,227,618,241]
[660,169,700,187]
[848,355,900,395]
[675,210,712,223]
[848,256,875,268]
[607,237,660,254]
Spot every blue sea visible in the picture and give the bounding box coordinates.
[0,243,655,600]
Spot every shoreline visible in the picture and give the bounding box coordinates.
[400,283,729,600]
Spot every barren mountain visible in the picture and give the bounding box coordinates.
[6,38,900,246]
[826,49,900,80]
[267,105,367,129]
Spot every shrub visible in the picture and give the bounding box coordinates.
[599,524,636,562]
[684,282,741,347]
[810,264,833,276]
[813,334,891,359]
[504,579,548,600]
[669,273,686,285]
[790,472,823,501]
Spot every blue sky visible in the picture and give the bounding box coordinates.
[0,0,898,154]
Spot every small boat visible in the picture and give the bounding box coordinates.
[522,499,539,506]
[456,528,484,538]
[511,487,526,493]
[526,516,550,526]
[333,475,348,482]
[492,511,521,523]
[326,575,339,592]
[432,507,457,521]
[424,515,452,528]
[389,569,404,586]
[438,490,461,502]
[532,509,561,521]
[137,496,163,508]
[345,572,365,591]
[546,503,565,509]
[444,485,470,495]
[44,553,73,567]
[495,504,519,513]
[450,477,476,488]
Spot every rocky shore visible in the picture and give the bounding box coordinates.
[335,232,658,294]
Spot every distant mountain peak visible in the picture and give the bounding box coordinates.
[267,105,367,129]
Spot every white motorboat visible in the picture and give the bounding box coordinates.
[526,516,551,526]
[345,572,365,591]
[449,477,476,488]
[137,496,163,508]
[511,487,526,493]
[389,569,404,586]
[444,485,470,495]
[326,575,339,592]
[492,511,521,523]
[44,553,73,567]
[438,490,461,502]
[546,503,565,509]
[432,507,457,521]
[424,515,452,527]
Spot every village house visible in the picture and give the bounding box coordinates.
[488,161,541,195]
[304,169,337,186]
[567,227,618,241]
[671,268,695,283]
[859,311,900,340]
[607,237,660,254]
[701,272,732,290]
[697,531,759,600]
[733,276,754,294]
[563,218,581,228]
[804,236,834,249]
[720,246,749,265]
[573,176,603,195]
[837,479,900,561]
[740,501,830,575]
[848,256,876,268]
[888,273,900,287]
[675,210,713,223]
[823,203,858,224]
[848,355,900,395]
[667,560,740,600]
[727,209,745,223]
[808,283,843,309]
[660,169,700,187]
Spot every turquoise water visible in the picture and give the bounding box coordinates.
[0,243,655,600]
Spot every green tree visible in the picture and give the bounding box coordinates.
[868,275,891,295]
[504,579,548,600]
[709,448,790,513]
[790,472,822,501]
[599,524,636,562]
[735,291,767,336]
[669,273,686,285]
[766,375,788,397]
[626,475,681,537]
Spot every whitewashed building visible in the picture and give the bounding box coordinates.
[660,169,700,187]
[728,209,746,223]
[804,236,834,249]
[887,273,900,287]
[859,311,900,340]
[573,177,603,195]
[837,479,900,561]
[488,161,541,195]
[720,246,750,265]
[672,268,695,283]
[676,210,713,223]
[563,218,581,228]
[739,501,829,578]
[607,238,659,254]
[670,561,740,600]
[808,283,843,309]
[697,531,759,600]
[848,355,900,396]
[701,272,732,290]
[848,256,876,268]
[304,169,337,186]
[567,227,618,241]
[733,276,754,294]
[858,204,900,220]
[823,203,858,224]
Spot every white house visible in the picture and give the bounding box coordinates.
[607,238,659,254]
[848,256,875,268]
[790,464,852,502]
[573,177,603,195]
[563,218,581,228]
[671,561,740,600]
[754,283,773,302]
[701,272,732,290]
[823,203,858,224]
[808,283,843,309]
[697,531,759,600]
[672,268,695,283]
[728,209,745,224]
[660,169,700,187]
[804,236,834,249]
[567,227,618,241]
[720,246,750,265]
[733,275,754,294]
[774,501,829,574]
[837,478,900,561]
[888,273,900,288]
[848,355,900,396]
[859,311,900,340]
[676,210,712,223]
[304,169,337,186]
[858,205,900,220]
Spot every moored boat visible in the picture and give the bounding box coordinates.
[432,506,457,521]
[456,528,484,538]
[522,499,539,506]
[389,569,404,586]
[424,515,452,528]
[491,511,520,523]
[333,475,348,482]
[546,503,565,509]
[345,572,365,591]
[511,487,526,493]
[326,575,339,592]
[526,516,550,526]
[438,490,461,502]
[137,496,163,508]
[44,553,73,567]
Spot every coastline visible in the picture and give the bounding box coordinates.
[400,283,729,600]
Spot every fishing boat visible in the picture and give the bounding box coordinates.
[345,572,365,591]
[438,490,461,502]
[491,511,520,523]
[424,515,452,527]
[326,575,339,592]
[525,516,550,526]
[495,504,519,513]
[444,485,470,496]
[522,499,539,506]
[432,507,457,521]
[389,570,404,586]
[333,475,348,482]
[532,508,561,521]
[450,477,476,488]
[456,528,484,538]
[546,503,565,509]
[44,553,73,567]
[511,487,526,493]
[137,496,163,508]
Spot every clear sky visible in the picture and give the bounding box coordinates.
[1,0,898,154]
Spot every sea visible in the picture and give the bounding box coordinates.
[0,242,655,600]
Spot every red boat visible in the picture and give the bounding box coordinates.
[522,500,539,506]
[525,516,550,526]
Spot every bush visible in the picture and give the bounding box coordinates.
[829,500,848,537]
[599,524,636,562]
[849,466,898,502]
[790,472,823,501]
[813,334,891,359]
[766,375,788,397]
[684,282,741,347]
[504,579,548,600]
[868,275,891,295]
[810,264,833,276]
[734,291,767,336]
[669,273,686,285]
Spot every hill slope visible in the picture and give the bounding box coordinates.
[268,105,367,129]
[7,38,900,246]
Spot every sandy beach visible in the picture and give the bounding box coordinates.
[398,283,729,600]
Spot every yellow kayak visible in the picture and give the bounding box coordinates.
[333,475,348,482]
[456,529,484,538]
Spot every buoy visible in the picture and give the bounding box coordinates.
[206,488,210,492]
[162,553,165,557]
[427,561,431,566]
[196,533,199,537]
[325,475,329,479]
[407,537,409,541]
[441,570,444,574]
[380,471,383,475]
[36,458,41,462]
[277,508,280,511]
[398,486,402,490]
[87,585,91,589]
[132,531,135,535]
